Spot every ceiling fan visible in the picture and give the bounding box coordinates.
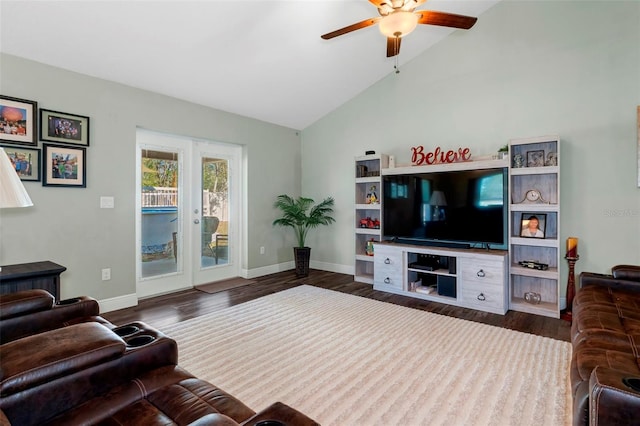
[321,0,478,58]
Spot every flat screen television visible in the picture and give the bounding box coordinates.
[382,167,508,249]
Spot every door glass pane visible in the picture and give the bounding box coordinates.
[141,149,179,278]
[201,156,229,267]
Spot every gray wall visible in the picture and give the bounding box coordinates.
[0,54,301,302]
[301,0,640,290]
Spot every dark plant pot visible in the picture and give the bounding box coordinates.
[294,247,311,277]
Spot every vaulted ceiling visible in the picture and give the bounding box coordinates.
[0,1,500,130]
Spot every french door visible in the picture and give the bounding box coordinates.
[136,129,241,299]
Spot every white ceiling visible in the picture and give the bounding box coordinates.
[0,0,500,130]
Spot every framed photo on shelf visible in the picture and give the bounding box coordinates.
[40,109,90,146]
[42,144,86,188]
[0,145,41,181]
[520,213,546,239]
[526,150,545,167]
[0,95,38,146]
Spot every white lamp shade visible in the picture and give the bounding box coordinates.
[0,147,33,208]
[429,190,447,206]
[379,11,419,38]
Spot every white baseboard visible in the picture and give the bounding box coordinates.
[99,293,138,313]
[244,261,294,279]
[310,260,354,275]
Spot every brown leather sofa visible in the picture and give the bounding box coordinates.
[570,264,640,425]
[0,290,318,426]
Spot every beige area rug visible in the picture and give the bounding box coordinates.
[163,285,572,426]
[194,277,257,294]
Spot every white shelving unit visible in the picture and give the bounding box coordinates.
[354,154,388,284]
[508,135,561,318]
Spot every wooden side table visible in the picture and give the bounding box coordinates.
[0,261,67,300]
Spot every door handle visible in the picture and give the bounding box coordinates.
[194,219,200,224]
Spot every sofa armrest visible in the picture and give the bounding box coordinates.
[589,366,640,425]
[579,272,640,293]
[612,264,640,282]
[0,290,54,320]
[241,402,319,426]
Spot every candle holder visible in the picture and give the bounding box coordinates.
[561,254,579,322]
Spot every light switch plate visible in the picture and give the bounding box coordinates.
[100,196,114,209]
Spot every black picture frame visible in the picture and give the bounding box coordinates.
[520,213,546,239]
[0,95,38,146]
[42,144,86,188]
[39,109,90,146]
[0,145,41,181]
[526,149,545,167]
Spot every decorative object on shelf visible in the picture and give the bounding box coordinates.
[42,144,87,188]
[389,155,395,168]
[365,150,375,155]
[39,109,90,146]
[515,188,549,204]
[0,147,33,209]
[429,190,447,221]
[524,291,542,304]
[359,217,380,229]
[545,151,558,166]
[365,239,375,256]
[518,260,549,270]
[366,185,379,204]
[411,145,471,166]
[272,194,336,277]
[0,145,41,181]
[520,213,546,239]
[498,144,509,159]
[526,150,545,167]
[0,95,38,146]
[562,237,580,322]
[513,154,524,168]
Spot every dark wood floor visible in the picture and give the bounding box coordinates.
[103,269,571,342]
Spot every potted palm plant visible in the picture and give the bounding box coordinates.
[273,194,336,277]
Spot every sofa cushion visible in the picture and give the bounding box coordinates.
[44,366,255,426]
[0,322,124,396]
[0,290,53,320]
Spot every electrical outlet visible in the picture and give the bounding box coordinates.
[101,268,111,281]
[260,246,265,255]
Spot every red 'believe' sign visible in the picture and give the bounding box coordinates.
[411,146,471,166]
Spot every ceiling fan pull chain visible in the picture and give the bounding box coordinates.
[394,37,400,74]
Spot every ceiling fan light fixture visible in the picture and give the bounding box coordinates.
[379,11,419,38]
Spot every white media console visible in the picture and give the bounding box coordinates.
[374,242,509,315]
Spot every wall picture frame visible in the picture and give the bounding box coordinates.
[43,144,86,188]
[40,109,90,146]
[526,150,545,167]
[0,145,41,181]
[0,95,38,146]
[520,213,546,239]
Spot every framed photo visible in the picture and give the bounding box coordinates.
[0,95,38,146]
[520,213,546,239]
[43,144,86,188]
[0,145,41,181]
[526,150,545,167]
[40,109,90,146]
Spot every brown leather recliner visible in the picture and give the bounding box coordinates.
[0,289,113,343]
[570,264,640,425]
[0,290,319,426]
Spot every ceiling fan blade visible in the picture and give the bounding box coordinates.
[386,37,401,57]
[321,17,381,40]
[416,10,477,30]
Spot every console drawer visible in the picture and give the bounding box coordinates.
[460,282,505,311]
[460,260,504,285]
